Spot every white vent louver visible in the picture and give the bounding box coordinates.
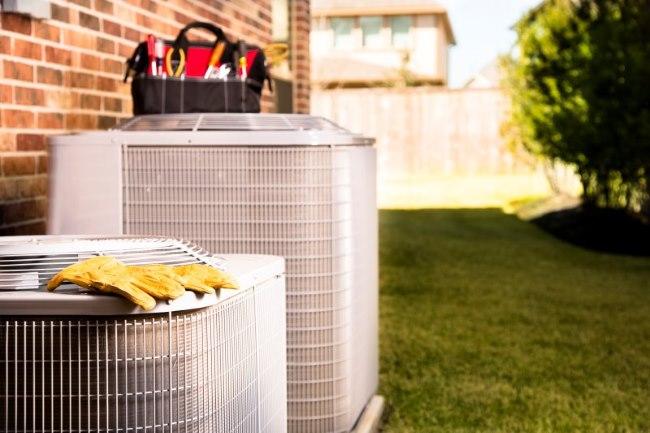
[48,114,378,433]
[0,236,286,433]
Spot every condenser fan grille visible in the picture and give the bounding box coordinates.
[0,237,223,291]
[117,114,345,132]
[123,145,377,433]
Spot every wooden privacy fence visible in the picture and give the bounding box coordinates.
[311,87,534,183]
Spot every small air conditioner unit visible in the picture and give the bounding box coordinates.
[0,236,286,433]
[48,113,378,433]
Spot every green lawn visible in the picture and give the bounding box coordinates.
[379,209,650,433]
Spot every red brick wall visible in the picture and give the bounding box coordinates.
[291,0,310,113]
[0,0,310,235]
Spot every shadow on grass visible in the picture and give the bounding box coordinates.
[379,208,650,433]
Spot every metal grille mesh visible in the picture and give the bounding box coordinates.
[123,146,375,433]
[0,276,286,433]
[117,114,344,132]
[123,147,349,432]
[0,238,222,291]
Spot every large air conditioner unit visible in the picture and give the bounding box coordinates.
[0,236,286,433]
[48,113,378,433]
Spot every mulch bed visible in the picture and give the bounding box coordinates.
[532,205,650,256]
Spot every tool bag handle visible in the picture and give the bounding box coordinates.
[174,21,227,47]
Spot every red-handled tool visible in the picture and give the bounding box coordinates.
[147,34,157,76]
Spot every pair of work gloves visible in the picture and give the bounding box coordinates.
[47,256,236,310]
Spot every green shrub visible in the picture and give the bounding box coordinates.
[503,0,650,214]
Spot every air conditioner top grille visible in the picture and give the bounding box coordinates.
[49,114,374,147]
[116,113,347,132]
[0,236,283,316]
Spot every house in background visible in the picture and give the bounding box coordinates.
[311,0,455,88]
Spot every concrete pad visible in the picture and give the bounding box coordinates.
[351,395,385,433]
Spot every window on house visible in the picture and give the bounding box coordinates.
[331,17,354,49]
[390,15,412,48]
[360,16,383,48]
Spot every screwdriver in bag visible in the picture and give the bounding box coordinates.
[239,56,248,80]
[155,39,166,77]
[204,41,227,79]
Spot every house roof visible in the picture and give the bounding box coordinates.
[312,0,456,45]
[463,59,503,89]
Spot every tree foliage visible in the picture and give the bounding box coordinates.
[503,0,650,213]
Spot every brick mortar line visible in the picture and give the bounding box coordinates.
[0,103,131,116]
[146,0,271,41]
[1,7,270,66]
[0,129,61,135]
[50,0,179,41]
[0,29,128,64]
[0,216,48,224]
[0,191,48,198]
[0,196,48,200]
[52,0,269,44]
[147,0,272,39]
[0,78,132,98]
[115,0,206,37]
[46,3,141,45]
[291,1,299,110]
[0,188,47,196]
[0,119,132,129]
[0,151,47,156]
[0,218,47,229]
[0,178,47,184]
[1,102,133,112]
[0,127,130,136]
[49,18,138,48]
[0,103,131,117]
[0,215,47,221]
[0,124,129,134]
[0,107,131,117]
[53,0,271,44]
[51,0,255,42]
[0,53,127,82]
[182,0,272,14]
[0,175,48,181]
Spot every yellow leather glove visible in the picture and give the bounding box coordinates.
[48,258,237,310]
[126,264,185,300]
[47,255,116,290]
[174,264,238,292]
[49,256,158,310]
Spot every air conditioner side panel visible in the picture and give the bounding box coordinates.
[256,274,288,433]
[350,146,379,422]
[47,142,123,235]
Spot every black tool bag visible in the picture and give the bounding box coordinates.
[130,77,263,114]
[124,22,270,114]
